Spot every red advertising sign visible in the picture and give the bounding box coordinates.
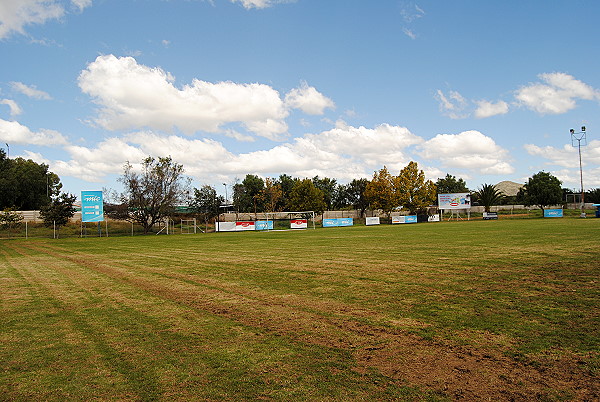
[290,219,308,229]
[235,221,255,231]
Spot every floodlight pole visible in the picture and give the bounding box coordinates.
[569,126,587,218]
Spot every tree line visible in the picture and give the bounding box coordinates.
[3,151,599,234]
[108,157,599,234]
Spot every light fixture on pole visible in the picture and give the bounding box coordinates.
[569,126,587,218]
[5,143,8,159]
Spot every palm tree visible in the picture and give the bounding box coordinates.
[475,184,504,213]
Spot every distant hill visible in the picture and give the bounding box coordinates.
[494,181,523,197]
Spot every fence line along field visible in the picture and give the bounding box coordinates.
[1,219,598,400]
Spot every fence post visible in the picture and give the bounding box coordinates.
[53,221,56,239]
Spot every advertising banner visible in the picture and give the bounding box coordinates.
[290,219,308,229]
[391,216,404,224]
[392,216,417,224]
[544,209,563,218]
[81,190,104,222]
[236,221,255,231]
[323,218,354,227]
[255,220,274,230]
[483,212,498,220]
[338,218,353,226]
[217,222,236,232]
[365,217,380,226]
[322,219,338,227]
[405,215,417,223]
[428,214,440,222]
[438,193,471,210]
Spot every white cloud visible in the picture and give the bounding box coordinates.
[285,82,335,115]
[474,100,509,118]
[0,100,22,116]
[0,0,64,39]
[524,140,600,168]
[515,73,600,114]
[10,82,52,100]
[48,123,423,184]
[230,0,294,10]
[402,28,417,40]
[78,55,291,140]
[0,0,92,39]
[71,0,92,12]
[419,130,514,175]
[435,89,468,119]
[0,119,68,146]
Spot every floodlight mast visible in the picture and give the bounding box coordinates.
[569,126,587,218]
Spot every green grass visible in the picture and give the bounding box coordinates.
[1,219,599,400]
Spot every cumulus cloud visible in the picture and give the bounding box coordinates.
[515,73,600,114]
[474,100,509,118]
[524,140,600,168]
[48,123,423,183]
[0,100,22,116]
[419,130,514,175]
[78,55,334,141]
[10,82,52,100]
[285,82,335,115]
[0,0,92,39]
[0,119,68,146]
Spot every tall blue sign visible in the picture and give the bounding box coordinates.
[81,190,104,222]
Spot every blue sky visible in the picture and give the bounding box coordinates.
[1,0,599,200]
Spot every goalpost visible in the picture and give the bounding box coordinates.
[181,218,197,234]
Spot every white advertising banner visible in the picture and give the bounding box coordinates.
[217,222,236,232]
[428,214,440,222]
[365,217,380,226]
[392,216,405,224]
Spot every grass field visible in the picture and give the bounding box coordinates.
[1,219,598,400]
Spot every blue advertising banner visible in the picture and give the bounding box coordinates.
[405,215,418,223]
[338,218,353,226]
[81,190,104,222]
[255,220,274,230]
[322,219,338,227]
[323,218,354,227]
[544,209,563,218]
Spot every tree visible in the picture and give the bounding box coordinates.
[0,149,62,210]
[232,174,265,214]
[474,183,504,212]
[586,188,600,204]
[119,156,191,234]
[191,185,224,230]
[0,208,23,238]
[347,178,370,217]
[288,179,326,214]
[518,171,562,212]
[39,192,77,237]
[259,178,283,212]
[435,174,469,195]
[395,161,437,215]
[276,174,298,211]
[364,166,398,216]
[312,176,338,210]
